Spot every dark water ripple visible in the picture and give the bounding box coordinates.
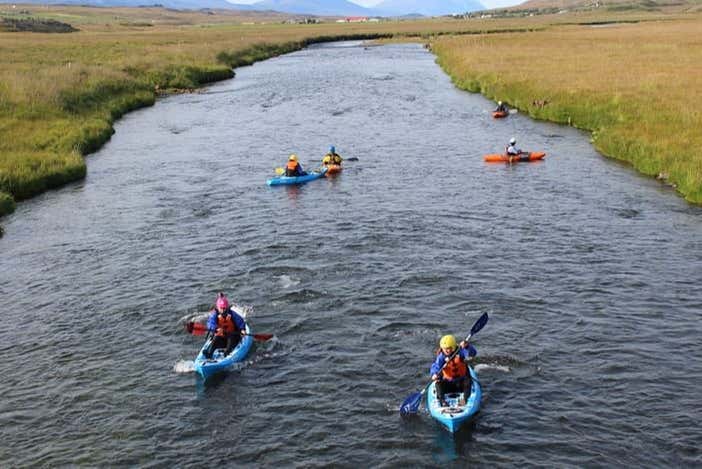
[1,42,702,466]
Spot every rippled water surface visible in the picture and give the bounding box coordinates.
[1,42,701,467]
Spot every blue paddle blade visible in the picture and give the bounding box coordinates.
[470,312,489,336]
[400,391,423,415]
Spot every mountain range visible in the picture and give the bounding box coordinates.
[0,0,487,16]
[374,0,484,16]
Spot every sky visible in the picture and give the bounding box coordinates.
[229,0,523,10]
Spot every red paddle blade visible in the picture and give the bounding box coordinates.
[251,333,273,341]
[185,321,209,335]
[185,322,273,341]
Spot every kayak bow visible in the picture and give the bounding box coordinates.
[426,367,481,433]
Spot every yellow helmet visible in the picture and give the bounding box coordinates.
[439,335,457,350]
[289,154,298,162]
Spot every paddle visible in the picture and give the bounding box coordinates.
[185,321,274,341]
[399,312,489,416]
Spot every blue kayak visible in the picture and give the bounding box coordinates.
[193,321,253,380]
[426,366,481,433]
[266,167,327,186]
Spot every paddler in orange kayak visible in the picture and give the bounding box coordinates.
[506,137,523,162]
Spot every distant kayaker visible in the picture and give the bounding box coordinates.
[506,137,522,157]
[495,100,507,113]
[285,154,306,177]
[322,146,343,166]
[204,293,246,359]
[430,335,477,407]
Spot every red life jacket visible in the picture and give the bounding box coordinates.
[441,354,468,380]
[215,314,236,337]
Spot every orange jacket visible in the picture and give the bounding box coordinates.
[441,354,468,380]
[214,314,236,337]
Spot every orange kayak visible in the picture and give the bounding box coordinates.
[325,164,342,175]
[484,151,546,163]
[492,110,508,118]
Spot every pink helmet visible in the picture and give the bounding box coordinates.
[215,293,229,311]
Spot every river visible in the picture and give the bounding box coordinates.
[1,41,701,467]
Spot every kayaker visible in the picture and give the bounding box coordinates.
[430,334,477,407]
[322,146,343,166]
[285,154,306,177]
[506,137,522,157]
[204,293,246,359]
[495,100,507,113]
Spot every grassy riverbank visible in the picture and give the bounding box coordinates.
[431,17,702,202]
[0,6,699,232]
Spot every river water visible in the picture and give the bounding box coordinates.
[1,42,701,467]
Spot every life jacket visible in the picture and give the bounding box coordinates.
[332,154,342,164]
[286,160,300,176]
[322,155,332,165]
[214,313,236,337]
[441,353,468,380]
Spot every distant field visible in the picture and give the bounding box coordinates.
[0,5,700,229]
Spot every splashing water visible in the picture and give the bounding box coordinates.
[231,303,254,318]
[474,363,511,373]
[173,360,195,373]
[278,275,300,288]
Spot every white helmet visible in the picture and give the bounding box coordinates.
[509,137,516,145]
[498,101,502,106]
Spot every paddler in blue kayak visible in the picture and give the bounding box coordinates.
[430,335,477,407]
[204,293,246,359]
[321,145,343,166]
[285,154,306,177]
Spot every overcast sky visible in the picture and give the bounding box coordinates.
[230,0,523,10]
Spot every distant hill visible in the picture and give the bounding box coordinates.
[375,0,485,16]
[253,0,371,16]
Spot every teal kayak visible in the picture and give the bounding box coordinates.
[266,167,327,186]
[193,322,253,380]
[426,367,481,433]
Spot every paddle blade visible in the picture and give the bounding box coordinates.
[400,391,424,415]
[251,333,273,341]
[275,167,285,175]
[470,312,489,337]
[186,321,209,336]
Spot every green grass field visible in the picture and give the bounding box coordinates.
[1,5,700,233]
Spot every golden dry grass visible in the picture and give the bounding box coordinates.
[431,17,702,201]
